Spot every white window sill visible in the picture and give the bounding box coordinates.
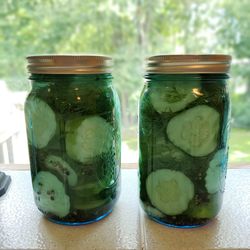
[0,168,249,249]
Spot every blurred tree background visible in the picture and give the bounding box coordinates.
[0,0,250,164]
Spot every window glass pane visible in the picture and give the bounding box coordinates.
[0,0,249,167]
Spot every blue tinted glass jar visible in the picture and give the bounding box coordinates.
[139,55,231,228]
[25,55,121,225]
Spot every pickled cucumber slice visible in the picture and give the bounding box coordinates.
[188,194,221,219]
[25,97,57,149]
[167,105,220,157]
[72,195,109,210]
[189,203,215,219]
[205,149,228,194]
[71,163,105,198]
[146,169,194,215]
[153,136,185,163]
[65,116,113,163]
[71,181,103,198]
[33,171,70,217]
[142,204,165,218]
[150,82,200,113]
[45,155,77,187]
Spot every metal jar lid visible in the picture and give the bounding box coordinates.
[146,54,232,74]
[26,55,112,74]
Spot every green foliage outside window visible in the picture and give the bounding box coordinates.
[0,0,250,164]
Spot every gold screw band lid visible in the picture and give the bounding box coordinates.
[26,55,112,74]
[146,54,232,74]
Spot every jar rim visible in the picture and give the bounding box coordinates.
[146,54,232,74]
[26,54,112,74]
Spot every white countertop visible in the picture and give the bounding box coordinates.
[0,169,249,250]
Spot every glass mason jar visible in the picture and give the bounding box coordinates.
[25,55,121,225]
[139,55,231,228]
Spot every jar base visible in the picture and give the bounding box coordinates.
[46,209,113,226]
[148,215,211,229]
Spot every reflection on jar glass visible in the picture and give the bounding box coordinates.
[25,55,121,225]
[139,54,231,228]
